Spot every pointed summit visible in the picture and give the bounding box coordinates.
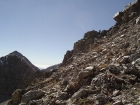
[9,50,23,57]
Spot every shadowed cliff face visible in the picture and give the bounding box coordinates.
[0,51,44,103]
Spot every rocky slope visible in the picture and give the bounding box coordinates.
[0,51,46,103]
[43,64,61,72]
[4,0,140,105]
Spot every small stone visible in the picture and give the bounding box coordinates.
[109,65,120,75]
[112,101,123,105]
[134,58,140,70]
[113,90,120,96]
[120,34,125,38]
[96,94,107,102]
[120,56,131,64]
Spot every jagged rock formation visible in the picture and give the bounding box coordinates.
[113,0,140,23]
[61,30,107,66]
[0,51,46,103]
[4,0,140,105]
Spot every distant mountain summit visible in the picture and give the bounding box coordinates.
[43,63,61,72]
[9,51,23,57]
[0,51,44,103]
[8,51,40,71]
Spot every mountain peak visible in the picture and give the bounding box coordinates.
[9,50,23,57]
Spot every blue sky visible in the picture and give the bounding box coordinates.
[0,0,134,68]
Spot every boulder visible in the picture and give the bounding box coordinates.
[113,12,123,23]
[113,90,120,97]
[120,56,131,64]
[12,89,25,105]
[91,72,125,91]
[20,89,45,104]
[58,92,69,100]
[27,99,43,105]
[64,81,80,92]
[134,58,140,70]
[76,66,94,80]
[136,17,140,24]
[91,73,105,86]
[112,101,123,105]
[95,94,107,104]
[84,30,98,39]
[72,88,88,99]
[109,65,120,75]
[124,58,140,77]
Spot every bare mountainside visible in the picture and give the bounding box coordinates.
[0,51,46,103]
[2,0,140,105]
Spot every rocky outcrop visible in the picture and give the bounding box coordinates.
[61,50,74,66]
[113,0,140,23]
[61,30,107,66]
[61,0,140,67]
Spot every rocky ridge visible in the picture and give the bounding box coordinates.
[43,64,61,72]
[4,0,140,105]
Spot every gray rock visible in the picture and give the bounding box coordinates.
[95,94,107,105]
[112,101,123,105]
[11,89,25,105]
[27,99,43,105]
[21,89,45,104]
[72,88,88,99]
[58,92,68,100]
[133,58,140,70]
[96,94,107,102]
[113,90,120,97]
[109,65,120,75]
[120,56,131,64]
[136,17,140,24]
[113,12,123,23]
[49,100,56,105]
[77,66,94,80]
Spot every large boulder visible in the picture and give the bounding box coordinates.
[113,12,123,23]
[11,89,25,105]
[20,89,45,104]
[76,66,94,80]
